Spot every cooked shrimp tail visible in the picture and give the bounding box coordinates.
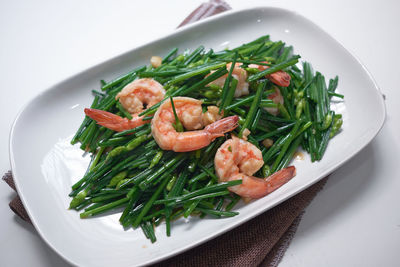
[267,70,291,87]
[84,108,147,132]
[264,166,296,193]
[249,62,291,87]
[204,115,239,139]
[227,166,296,199]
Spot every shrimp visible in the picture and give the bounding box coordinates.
[151,97,239,152]
[116,78,165,114]
[208,61,290,98]
[265,86,284,116]
[84,78,165,132]
[202,105,223,126]
[214,136,296,199]
[208,63,249,97]
[248,62,291,87]
[84,108,147,132]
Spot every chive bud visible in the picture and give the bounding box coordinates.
[321,113,333,130]
[149,151,163,168]
[330,116,343,138]
[116,179,130,189]
[188,161,197,172]
[262,165,271,177]
[106,146,127,161]
[296,99,305,119]
[204,90,218,99]
[69,190,88,209]
[244,67,260,74]
[166,174,178,191]
[126,135,148,151]
[108,171,128,187]
[238,116,245,125]
[209,84,222,91]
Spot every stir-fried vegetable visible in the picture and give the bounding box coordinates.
[69,34,343,243]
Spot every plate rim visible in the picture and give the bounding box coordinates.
[9,5,386,266]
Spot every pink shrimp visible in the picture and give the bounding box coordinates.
[151,97,239,152]
[208,63,249,97]
[84,108,147,132]
[214,136,296,199]
[84,78,165,132]
[265,86,284,116]
[248,62,291,87]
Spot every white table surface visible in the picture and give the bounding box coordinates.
[1,0,399,266]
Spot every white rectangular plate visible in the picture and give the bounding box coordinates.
[10,7,385,267]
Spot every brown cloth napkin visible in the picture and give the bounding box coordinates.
[3,1,328,266]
